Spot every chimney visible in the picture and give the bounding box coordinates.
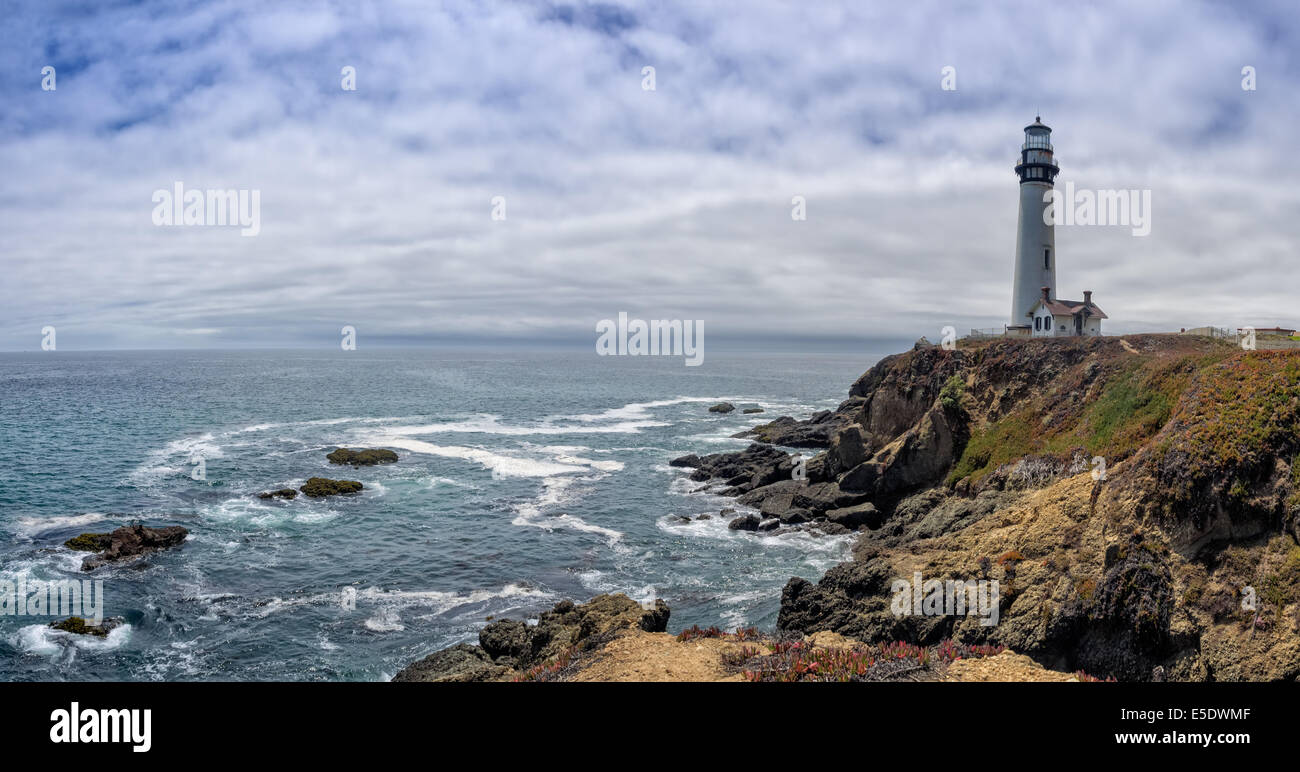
[1041,286,1051,303]
[1083,290,1092,306]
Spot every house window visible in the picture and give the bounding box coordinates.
[1059,324,1066,331]
[1044,249,1050,269]
[1034,317,1040,331]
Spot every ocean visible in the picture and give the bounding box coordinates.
[0,348,884,681]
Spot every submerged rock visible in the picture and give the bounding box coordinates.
[49,616,123,637]
[299,477,363,497]
[326,448,399,466]
[75,524,189,571]
[708,402,736,414]
[742,407,765,414]
[257,488,299,500]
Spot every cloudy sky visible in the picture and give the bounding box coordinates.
[1,0,1297,351]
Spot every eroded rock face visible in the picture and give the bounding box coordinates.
[327,448,399,466]
[696,336,1300,680]
[299,477,363,497]
[826,425,869,477]
[1072,533,1176,681]
[392,594,670,682]
[74,524,189,571]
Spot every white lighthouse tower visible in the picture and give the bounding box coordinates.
[1009,116,1060,331]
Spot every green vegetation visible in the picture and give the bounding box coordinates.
[63,533,109,552]
[947,412,1036,484]
[939,374,965,410]
[947,353,1227,485]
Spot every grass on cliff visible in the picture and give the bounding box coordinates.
[1159,352,1300,470]
[947,354,1226,485]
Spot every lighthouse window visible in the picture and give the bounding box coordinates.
[1044,249,1050,269]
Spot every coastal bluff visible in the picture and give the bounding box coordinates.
[398,335,1300,682]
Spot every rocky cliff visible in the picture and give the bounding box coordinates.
[685,334,1300,681]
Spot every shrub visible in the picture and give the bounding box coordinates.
[939,375,965,411]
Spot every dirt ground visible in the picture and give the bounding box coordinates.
[567,630,1080,682]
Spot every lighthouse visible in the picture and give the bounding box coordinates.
[1009,116,1060,330]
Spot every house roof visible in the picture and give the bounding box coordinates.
[1029,298,1108,319]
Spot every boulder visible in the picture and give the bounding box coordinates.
[708,402,736,413]
[639,599,671,632]
[392,643,510,683]
[840,461,884,493]
[779,509,811,524]
[826,425,869,476]
[825,502,882,530]
[299,477,364,498]
[791,482,871,514]
[479,619,533,662]
[758,518,781,532]
[77,524,189,571]
[326,448,399,466]
[759,491,797,519]
[728,514,760,531]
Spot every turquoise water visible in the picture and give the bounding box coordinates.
[0,349,881,681]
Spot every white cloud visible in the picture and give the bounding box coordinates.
[1,0,1297,350]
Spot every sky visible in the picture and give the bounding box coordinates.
[1,0,1297,351]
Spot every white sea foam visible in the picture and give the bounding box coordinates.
[378,414,667,436]
[369,438,586,478]
[364,608,405,632]
[508,475,624,545]
[129,433,225,486]
[13,622,132,657]
[13,512,110,538]
[561,397,738,423]
[244,582,553,621]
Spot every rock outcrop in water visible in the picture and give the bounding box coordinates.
[67,524,189,571]
[326,448,399,466]
[682,334,1300,681]
[393,593,670,682]
[258,488,298,500]
[49,616,123,637]
[299,477,363,497]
